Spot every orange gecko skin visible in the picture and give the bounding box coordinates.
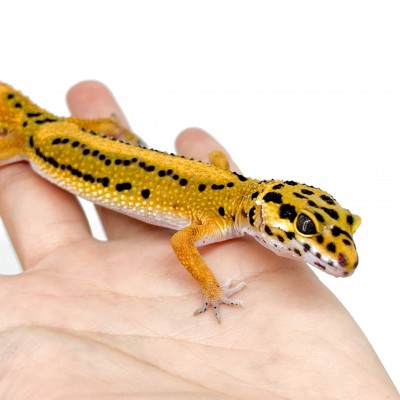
[0,82,361,322]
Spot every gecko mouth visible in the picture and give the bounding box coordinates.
[298,242,353,277]
[309,259,353,277]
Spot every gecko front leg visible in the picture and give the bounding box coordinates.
[171,219,246,322]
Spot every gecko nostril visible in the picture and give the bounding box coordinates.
[0,128,9,137]
[337,253,347,266]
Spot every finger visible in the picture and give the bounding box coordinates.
[0,163,92,269]
[175,128,242,173]
[66,81,152,240]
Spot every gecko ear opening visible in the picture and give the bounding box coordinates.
[350,214,361,234]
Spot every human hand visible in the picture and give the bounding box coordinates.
[0,82,398,399]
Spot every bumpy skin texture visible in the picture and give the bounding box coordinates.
[0,82,361,321]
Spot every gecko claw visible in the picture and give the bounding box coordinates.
[193,279,247,322]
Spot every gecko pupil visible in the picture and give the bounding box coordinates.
[297,213,317,235]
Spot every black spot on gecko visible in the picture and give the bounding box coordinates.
[233,172,247,182]
[263,192,282,204]
[141,189,150,199]
[301,189,314,195]
[35,118,57,124]
[320,195,335,205]
[317,235,324,244]
[347,215,354,225]
[26,112,42,118]
[101,177,109,187]
[212,184,225,190]
[71,168,82,177]
[331,226,342,237]
[314,262,326,270]
[314,212,325,223]
[7,93,14,99]
[14,103,22,108]
[294,192,307,199]
[179,178,188,186]
[218,207,225,216]
[327,242,336,253]
[83,174,95,183]
[264,225,273,235]
[294,249,301,256]
[342,239,351,246]
[286,231,295,240]
[99,154,106,161]
[115,159,122,165]
[158,170,166,177]
[52,138,62,145]
[22,121,28,127]
[62,138,69,144]
[277,235,284,243]
[29,136,34,148]
[198,184,206,192]
[82,149,90,156]
[322,207,339,220]
[227,182,234,187]
[308,200,318,208]
[249,207,256,226]
[285,180,297,186]
[131,157,137,163]
[116,182,132,192]
[105,160,111,166]
[92,150,99,157]
[273,183,284,190]
[173,174,179,180]
[251,191,259,200]
[279,204,297,222]
[303,243,311,252]
[47,157,59,168]
[123,160,131,166]
[72,141,80,148]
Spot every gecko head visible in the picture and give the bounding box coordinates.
[245,181,361,277]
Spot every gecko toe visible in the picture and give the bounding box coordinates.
[193,278,247,322]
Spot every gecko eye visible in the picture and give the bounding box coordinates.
[296,213,317,235]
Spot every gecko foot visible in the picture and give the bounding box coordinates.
[193,279,247,323]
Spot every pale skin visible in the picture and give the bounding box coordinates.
[0,82,398,400]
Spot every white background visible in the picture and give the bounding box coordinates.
[1,0,399,388]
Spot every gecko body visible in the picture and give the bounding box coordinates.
[0,83,361,321]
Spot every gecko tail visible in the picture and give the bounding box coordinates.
[0,127,25,167]
[1,81,145,168]
[0,83,27,166]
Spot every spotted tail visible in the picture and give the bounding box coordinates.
[0,82,142,167]
[0,82,31,166]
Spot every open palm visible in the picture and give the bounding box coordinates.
[0,82,397,399]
